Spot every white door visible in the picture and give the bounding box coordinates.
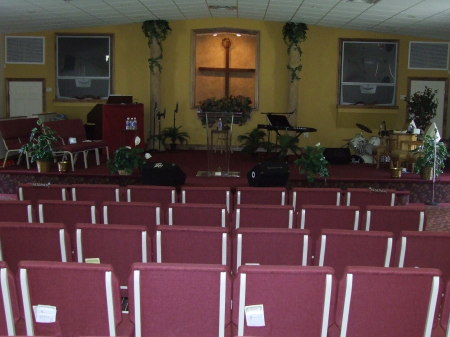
[408,78,448,137]
[7,79,44,117]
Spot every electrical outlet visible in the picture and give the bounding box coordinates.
[46,87,52,92]
[303,132,309,138]
[399,94,406,100]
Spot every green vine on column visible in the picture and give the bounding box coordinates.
[142,20,172,74]
[282,22,308,82]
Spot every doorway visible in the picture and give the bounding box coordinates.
[6,78,45,118]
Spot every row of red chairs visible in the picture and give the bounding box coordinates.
[0,260,448,337]
[17,183,409,212]
[0,220,449,289]
[0,199,426,240]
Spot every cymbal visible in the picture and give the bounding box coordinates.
[356,123,372,133]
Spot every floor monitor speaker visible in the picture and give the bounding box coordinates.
[142,162,186,186]
[247,161,289,187]
[324,148,351,165]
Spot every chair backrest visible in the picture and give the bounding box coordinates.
[0,117,38,149]
[291,187,342,210]
[102,201,161,235]
[129,262,231,337]
[233,204,295,230]
[233,228,311,273]
[439,280,450,333]
[18,183,69,207]
[0,222,71,274]
[38,200,96,236]
[19,261,124,337]
[0,261,20,336]
[180,186,231,212]
[126,185,177,211]
[315,229,394,280]
[335,266,441,337]
[396,230,450,283]
[75,223,150,291]
[71,184,121,206]
[299,205,360,252]
[167,203,228,228]
[155,225,230,265]
[0,200,34,222]
[233,265,335,337]
[345,187,396,207]
[365,205,426,236]
[235,186,287,206]
[44,119,87,143]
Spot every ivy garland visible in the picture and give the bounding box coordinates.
[282,22,308,82]
[142,20,172,74]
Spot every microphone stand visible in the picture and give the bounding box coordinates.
[173,102,178,129]
[156,108,166,151]
[152,103,158,150]
[427,126,439,206]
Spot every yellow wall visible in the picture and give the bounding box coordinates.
[4,18,449,148]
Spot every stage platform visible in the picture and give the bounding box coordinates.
[1,149,450,204]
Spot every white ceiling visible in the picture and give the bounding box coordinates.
[0,0,449,40]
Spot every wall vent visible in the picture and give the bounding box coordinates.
[5,36,45,64]
[408,41,449,70]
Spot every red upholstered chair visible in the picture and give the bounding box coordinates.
[180,186,232,212]
[396,231,450,284]
[299,205,360,256]
[0,261,20,336]
[345,187,396,208]
[332,266,441,337]
[232,265,335,337]
[365,205,426,237]
[155,225,230,265]
[71,183,121,209]
[315,229,394,280]
[290,187,342,211]
[232,204,295,230]
[129,263,231,337]
[0,222,71,274]
[75,223,150,296]
[18,183,69,205]
[102,201,161,236]
[18,261,131,337]
[0,117,38,169]
[437,280,450,336]
[167,203,229,228]
[44,118,109,171]
[235,186,287,206]
[126,184,177,206]
[0,200,34,222]
[233,228,311,273]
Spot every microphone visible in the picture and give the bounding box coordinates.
[175,102,179,113]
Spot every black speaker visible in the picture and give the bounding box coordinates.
[142,162,186,186]
[247,161,289,187]
[323,148,351,165]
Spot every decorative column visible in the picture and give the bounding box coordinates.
[142,20,171,149]
[282,22,308,123]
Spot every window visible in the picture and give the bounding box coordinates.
[56,34,112,100]
[339,39,398,107]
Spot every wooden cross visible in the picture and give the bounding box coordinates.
[199,38,255,97]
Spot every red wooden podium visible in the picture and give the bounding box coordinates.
[102,103,144,153]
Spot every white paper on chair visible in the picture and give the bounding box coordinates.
[33,304,57,323]
[245,304,265,327]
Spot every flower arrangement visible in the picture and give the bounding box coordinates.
[294,143,330,183]
[199,95,253,124]
[108,136,151,175]
[404,87,438,131]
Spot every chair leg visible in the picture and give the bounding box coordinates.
[83,151,89,168]
[105,147,109,161]
[69,153,75,171]
[95,149,100,166]
[2,151,9,168]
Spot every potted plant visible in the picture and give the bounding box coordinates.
[404,87,438,132]
[276,134,301,160]
[294,143,330,183]
[108,136,151,175]
[159,126,190,151]
[413,134,449,180]
[238,128,270,156]
[20,119,58,173]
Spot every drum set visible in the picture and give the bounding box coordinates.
[347,123,381,164]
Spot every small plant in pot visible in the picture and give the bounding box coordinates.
[294,143,330,183]
[413,134,449,180]
[238,128,271,156]
[20,119,58,173]
[159,126,190,151]
[108,136,151,175]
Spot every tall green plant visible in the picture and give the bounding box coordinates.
[20,119,58,162]
[142,20,171,74]
[404,87,438,131]
[414,134,449,177]
[282,22,308,82]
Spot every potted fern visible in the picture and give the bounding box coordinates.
[159,126,190,151]
[20,119,58,173]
